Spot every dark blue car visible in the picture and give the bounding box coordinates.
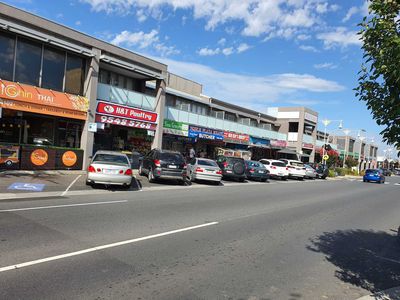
[363,169,385,184]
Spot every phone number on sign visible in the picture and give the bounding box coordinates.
[97,115,156,130]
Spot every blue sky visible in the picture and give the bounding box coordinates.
[4,0,396,155]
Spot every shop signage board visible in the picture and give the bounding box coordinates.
[249,136,270,147]
[271,140,288,148]
[96,101,158,123]
[188,126,224,141]
[302,143,314,149]
[0,79,89,120]
[224,131,250,145]
[95,115,157,130]
[163,119,189,137]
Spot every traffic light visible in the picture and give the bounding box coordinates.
[324,144,332,151]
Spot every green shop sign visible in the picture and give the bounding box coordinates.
[163,120,189,137]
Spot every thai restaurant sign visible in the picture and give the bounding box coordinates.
[0,79,89,120]
[224,131,250,145]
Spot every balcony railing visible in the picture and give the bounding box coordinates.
[97,83,156,111]
[303,134,314,144]
[165,107,287,141]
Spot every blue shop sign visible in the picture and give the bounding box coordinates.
[250,136,270,147]
[188,126,224,141]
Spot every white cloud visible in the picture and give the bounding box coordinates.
[222,47,234,56]
[313,62,337,69]
[151,56,344,108]
[297,34,311,41]
[286,99,321,105]
[237,43,250,53]
[136,9,147,22]
[198,47,220,56]
[81,0,336,40]
[317,27,361,49]
[75,20,82,26]
[111,29,179,56]
[299,45,319,52]
[342,1,370,22]
[218,38,226,46]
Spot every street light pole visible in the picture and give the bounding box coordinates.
[342,129,350,168]
[357,130,366,174]
[322,119,331,166]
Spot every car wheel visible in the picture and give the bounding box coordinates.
[148,168,155,183]
[85,180,92,186]
[363,179,366,182]
[238,177,245,182]
[261,178,267,183]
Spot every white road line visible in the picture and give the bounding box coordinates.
[61,175,82,196]
[0,200,128,213]
[0,222,218,272]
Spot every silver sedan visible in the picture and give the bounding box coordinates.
[304,164,317,179]
[187,158,222,184]
[86,151,133,188]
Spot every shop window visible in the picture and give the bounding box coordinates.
[249,119,258,127]
[99,69,110,84]
[24,115,55,146]
[289,122,299,132]
[15,37,42,86]
[0,31,15,81]
[65,53,85,95]
[166,94,175,107]
[57,121,83,148]
[224,112,236,122]
[41,46,65,91]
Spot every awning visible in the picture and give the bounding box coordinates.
[277,148,298,155]
[301,153,311,157]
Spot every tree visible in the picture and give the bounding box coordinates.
[356,1,400,153]
[319,148,340,168]
[345,156,359,168]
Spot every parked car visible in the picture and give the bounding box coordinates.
[86,150,132,188]
[130,151,144,169]
[311,164,329,179]
[140,149,187,184]
[304,164,317,179]
[259,159,289,180]
[216,155,246,182]
[363,169,385,184]
[187,158,222,184]
[380,168,392,176]
[279,159,306,180]
[244,160,269,182]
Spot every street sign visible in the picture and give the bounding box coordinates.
[8,183,45,192]
[323,154,329,161]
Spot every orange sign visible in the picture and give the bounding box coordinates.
[62,151,77,167]
[0,79,89,120]
[31,149,49,166]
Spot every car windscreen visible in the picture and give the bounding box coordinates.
[366,169,378,174]
[93,154,129,165]
[272,161,286,167]
[160,153,184,163]
[247,161,262,168]
[290,161,304,167]
[198,159,218,167]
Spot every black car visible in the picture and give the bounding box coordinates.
[216,156,246,182]
[139,149,186,183]
[313,164,329,179]
[380,168,392,176]
[244,160,269,182]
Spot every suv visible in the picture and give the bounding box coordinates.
[259,159,289,180]
[280,159,306,180]
[140,149,186,183]
[216,156,246,182]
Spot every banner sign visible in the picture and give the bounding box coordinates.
[95,114,157,130]
[96,101,158,123]
[249,136,270,147]
[270,140,287,148]
[163,119,189,137]
[302,143,314,149]
[224,131,250,145]
[0,144,20,170]
[0,79,88,120]
[188,126,224,141]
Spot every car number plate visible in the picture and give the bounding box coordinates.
[168,165,177,169]
[103,169,117,174]
[226,170,232,173]
[258,170,264,173]
[278,172,283,175]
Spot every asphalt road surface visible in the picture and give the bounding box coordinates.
[1,176,399,300]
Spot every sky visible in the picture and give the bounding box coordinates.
[3,0,397,156]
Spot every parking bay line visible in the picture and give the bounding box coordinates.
[0,200,128,213]
[0,221,219,272]
[61,175,82,196]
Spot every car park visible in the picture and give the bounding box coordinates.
[280,159,306,180]
[259,159,289,180]
[304,164,317,179]
[216,156,246,182]
[244,160,269,182]
[363,169,385,184]
[86,151,132,188]
[187,158,222,184]
[140,149,186,184]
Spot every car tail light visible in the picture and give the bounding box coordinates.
[196,167,204,172]
[153,159,161,167]
[249,168,255,173]
[88,165,96,173]
[119,170,124,174]
[286,167,289,170]
[271,166,276,169]
[216,170,222,175]
[97,168,101,172]
[124,169,133,176]
[223,161,228,168]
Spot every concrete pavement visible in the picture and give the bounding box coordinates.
[0,176,399,299]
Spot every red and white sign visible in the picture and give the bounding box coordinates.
[223,131,250,144]
[302,143,314,149]
[96,101,158,123]
[95,114,157,130]
[271,140,287,148]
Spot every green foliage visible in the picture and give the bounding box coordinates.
[345,156,359,168]
[356,1,400,152]
[334,168,346,176]
[328,170,336,177]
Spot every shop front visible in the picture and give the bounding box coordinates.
[0,80,88,170]
[301,143,314,163]
[270,139,288,159]
[162,119,192,155]
[93,101,158,155]
[188,125,224,159]
[248,136,271,160]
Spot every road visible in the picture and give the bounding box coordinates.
[1,176,399,300]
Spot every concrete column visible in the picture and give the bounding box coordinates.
[80,48,101,169]
[151,77,166,149]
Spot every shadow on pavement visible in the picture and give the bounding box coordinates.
[307,229,400,294]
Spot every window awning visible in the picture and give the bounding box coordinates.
[277,148,298,155]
